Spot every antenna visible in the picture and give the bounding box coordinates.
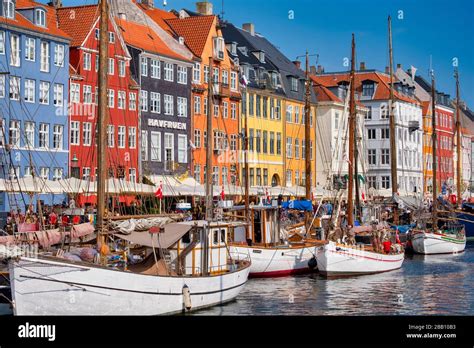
[221,0,225,19]
[163,0,167,7]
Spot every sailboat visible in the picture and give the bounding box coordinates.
[229,52,324,277]
[7,0,250,315]
[316,29,405,277]
[410,69,466,254]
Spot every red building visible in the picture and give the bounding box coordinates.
[58,5,140,205]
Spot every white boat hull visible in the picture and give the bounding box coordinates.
[316,241,404,277]
[411,231,466,255]
[9,256,250,315]
[230,244,317,277]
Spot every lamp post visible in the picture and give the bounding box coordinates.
[71,154,79,179]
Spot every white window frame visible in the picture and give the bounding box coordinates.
[117,126,126,148]
[40,41,50,72]
[54,44,65,67]
[83,122,92,146]
[164,94,173,115]
[150,131,161,162]
[128,127,136,149]
[53,124,63,150]
[24,79,35,103]
[39,123,49,148]
[53,83,63,106]
[39,81,49,104]
[25,37,35,61]
[151,59,160,79]
[70,121,80,146]
[177,65,187,84]
[150,92,161,114]
[164,62,173,81]
[177,97,187,117]
[178,134,187,163]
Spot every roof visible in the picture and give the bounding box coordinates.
[165,15,216,57]
[56,5,99,47]
[313,83,341,103]
[1,0,71,40]
[313,71,419,105]
[116,18,189,61]
[137,4,177,36]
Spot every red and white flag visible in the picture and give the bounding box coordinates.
[221,184,225,200]
[155,181,163,199]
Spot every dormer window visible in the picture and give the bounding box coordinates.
[213,37,225,61]
[290,77,298,92]
[253,50,265,63]
[3,0,14,19]
[362,81,375,97]
[338,82,349,99]
[231,42,237,55]
[35,9,46,27]
[271,72,278,87]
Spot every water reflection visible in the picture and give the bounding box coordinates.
[193,243,474,316]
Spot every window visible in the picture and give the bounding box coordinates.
[276,133,282,155]
[213,104,219,117]
[53,125,63,150]
[367,176,377,189]
[212,166,219,185]
[256,95,261,117]
[177,97,187,117]
[381,148,390,165]
[194,129,201,148]
[141,130,148,161]
[294,138,300,158]
[83,52,91,70]
[194,96,201,115]
[3,0,14,18]
[118,126,126,148]
[256,168,262,186]
[53,168,63,181]
[286,170,292,186]
[83,122,91,146]
[362,82,375,96]
[9,76,20,100]
[150,92,160,113]
[263,131,268,154]
[194,165,201,183]
[230,134,237,151]
[193,63,201,83]
[204,65,209,83]
[286,137,292,158]
[9,120,20,146]
[107,89,114,108]
[380,103,388,119]
[128,127,136,149]
[381,128,390,139]
[83,85,92,104]
[164,133,174,166]
[39,123,49,148]
[164,62,173,81]
[82,167,91,180]
[177,65,187,84]
[95,55,99,72]
[286,105,293,122]
[25,37,35,61]
[256,130,261,153]
[108,31,115,43]
[40,41,49,72]
[249,129,254,151]
[25,122,34,146]
[294,106,299,124]
[222,101,228,118]
[54,44,64,67]
[164,95,173,115]
[213,67,219,84]
[231,103,237,119]
[108,58,114,75]
[35,8,46,26]
[334,112,340,128]
[368,149,376,165]
[222,70,228,86]
[10,34,20,66]
[39,81,49,104]
[203,98,208,116]
[269,132,275,154]
[40,167,49,180]
[118,60,126,77]
[24,166,35,177]
[53,83,63,106]
[70,121,80,145]
[107,125,114,147]
[0,31,4,54]
[129,168,136,183]
[365,106,372,120]
[24,79,35,103]
[141,56,148,76]
[151,59,160,79]
[249,168,254,186]
[381,176,390,189]
[178,135,187,163]
[230,71,237,90]
[70,83,80,103]
[367,128,376,139]
[150,131,161,161]
[129,92,137,111]
[291,77,298,92]
[248,94,254,116]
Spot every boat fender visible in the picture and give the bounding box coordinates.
[182,284,192,311]
[308,256,317,269]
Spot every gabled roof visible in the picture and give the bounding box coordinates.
[165,15,215,57]
[313,71,419,105]
[1,0,70,40]
[115,18,189,61]
[56,5,99,47]
[312,83,341,103]
[137,4,177,36]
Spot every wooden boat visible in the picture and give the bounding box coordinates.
[410,227,466,255]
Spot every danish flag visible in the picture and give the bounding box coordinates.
[155,181,163,199]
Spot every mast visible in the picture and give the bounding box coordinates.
[347,34,356,227]
[431,72,438,229]
[244,87,249,222]
[304,51,311,234]
[455,69,462,208]
[205,56,214,221]
[96,0,109,247]
[388,15,399,224]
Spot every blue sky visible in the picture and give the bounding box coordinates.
[64,0,474,107]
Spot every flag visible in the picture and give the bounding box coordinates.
[221,184,225,200]
[155,181,163,199]
[240,74,248,88]
[361,191,366,200]
[410,65,417,80]
[266,188,270,203]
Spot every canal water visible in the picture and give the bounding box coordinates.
[193,242,474,316]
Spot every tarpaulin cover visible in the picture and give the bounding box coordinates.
[281,200,313,211]
[114,223,193,248]
[71,223,95,239]
[390,224,416,234]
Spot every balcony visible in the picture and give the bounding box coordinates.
[212,83,230,98]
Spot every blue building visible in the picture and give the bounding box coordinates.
[0,0,70,221]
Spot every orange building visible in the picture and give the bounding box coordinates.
[144,2,241,186]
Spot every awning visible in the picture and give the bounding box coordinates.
[115,223,193,248]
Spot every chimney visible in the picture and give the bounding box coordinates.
[48,0,62,8]
[385,66,390,74]
[118,12,127,21]
[359,62,366,70]
[317,65,324,74]
[397,63,402,69]
[242,23,255,36]
[293,60,301,69]
[141,0,154,8]
[196,1,213,15]
[310,65,317,75]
